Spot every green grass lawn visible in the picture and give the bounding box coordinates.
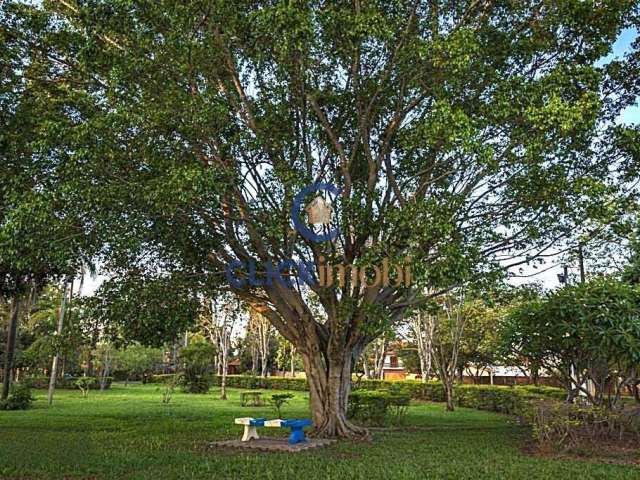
[0,384,637,479]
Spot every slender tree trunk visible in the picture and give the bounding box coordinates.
[258,322,270,378]
[431,292,466,413]
[372,336,387,380]
[1,296,21,400]
[419,356,429,383]
[362,355,372,379]
[99,345,113,392]
[220,362,228,399]
[528,367,540,386]
[412,312,434,383]
[443,378,455,411]
[290,346,295,377]
[48,281,70,405]
[220,354,228,400]
[87,326,99,376]
[100,363,111,391]
[250,343,257,375]
[220,330,229,400]
[260,354,268,378]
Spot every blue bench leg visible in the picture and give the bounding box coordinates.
[288,426,307,444]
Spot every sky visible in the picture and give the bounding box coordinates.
[80,27,640,297]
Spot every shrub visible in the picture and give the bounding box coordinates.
[179,373,211,394]
[355,379,447,402]
[528,401,640,451]
[148,374,176,384]
[160,375,179,404]
[387,391,411,426]
[210,375,309,391]
[268,393,294,418]
[348,390,391,426]
[0,383,35,410]
[456,385,523,415]
[179,340,215,393]
[74,376,95,398]
[23,375,49,389]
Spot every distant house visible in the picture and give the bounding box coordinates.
[227,359,241,375]
[460,365,559,387]
[381,351,407,380]
[376,358,560,386]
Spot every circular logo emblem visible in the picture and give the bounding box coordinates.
[291,182,341,242]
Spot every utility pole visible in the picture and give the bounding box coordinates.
[578,244,586,284]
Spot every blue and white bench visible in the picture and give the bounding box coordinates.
[235,417,313,444]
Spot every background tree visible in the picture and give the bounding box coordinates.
[0,3,96,399]
[431,291,467,411]
[200,296,241,399]
[397,347,421,376]
[458,302,502,384]
[117,343,163,385]
[247,309,275,379]
[275,337,300,377]
[408,310,435,383]
[93,342,115,392]
[47,279,71,405]
[503,278,640,407]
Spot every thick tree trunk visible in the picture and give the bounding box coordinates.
[1,296,21,400]
[301,349,370,439]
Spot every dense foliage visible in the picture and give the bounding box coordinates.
[178,338,216,393]
[0,382,34,410]
[503,277,640,407]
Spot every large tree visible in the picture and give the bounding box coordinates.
[0,5,97,399]
[4,1,640,436]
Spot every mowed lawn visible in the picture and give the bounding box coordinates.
[0,384,637,480]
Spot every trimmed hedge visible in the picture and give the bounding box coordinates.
[354,379,447,401]
[348,388,412,426]
[149,374,311,391]
[148,374,564,416]
[25,375,113,390]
